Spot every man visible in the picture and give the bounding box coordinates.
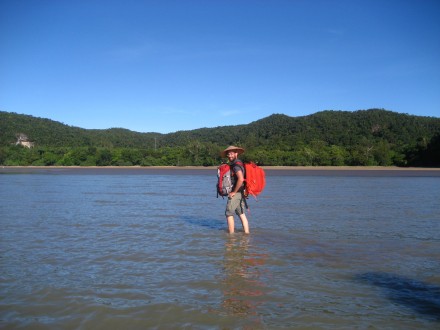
[220,145,250,234]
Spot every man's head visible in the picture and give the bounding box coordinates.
[220,146,245,160]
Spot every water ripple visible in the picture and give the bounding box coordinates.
[1,172,439,328]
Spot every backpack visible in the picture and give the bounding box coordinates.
[217,163,234,197]
[217,161,244,197]
[216,161,266,198]
[243,162,266,198]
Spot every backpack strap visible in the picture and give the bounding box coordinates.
[231,160,245,177]
[230,160,246,194]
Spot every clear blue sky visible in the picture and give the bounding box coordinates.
[1,0,439,133]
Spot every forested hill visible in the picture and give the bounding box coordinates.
[1,109,439,166]
[0,111,161,148]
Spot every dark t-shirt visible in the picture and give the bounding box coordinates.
[231,159,245,191]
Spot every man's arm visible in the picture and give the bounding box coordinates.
[229,170,244,197]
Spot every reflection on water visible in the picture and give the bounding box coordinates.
[220,234,268,321]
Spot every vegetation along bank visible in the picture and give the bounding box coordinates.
[1,109,439,167]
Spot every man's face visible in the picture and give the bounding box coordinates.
[226,151,237,162]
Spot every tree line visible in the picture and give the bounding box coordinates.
[1,109,439,167]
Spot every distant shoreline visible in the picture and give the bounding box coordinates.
[1,165,439,170]
[1,165,440,177]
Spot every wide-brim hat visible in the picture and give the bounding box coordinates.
[220,145,245,158]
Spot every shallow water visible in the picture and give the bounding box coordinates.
[1,169,439,329]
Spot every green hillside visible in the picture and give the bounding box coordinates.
[1,109,439,166]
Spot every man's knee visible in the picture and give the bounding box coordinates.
[225,210,234,217]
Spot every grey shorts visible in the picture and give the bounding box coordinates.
[225,192,246,216]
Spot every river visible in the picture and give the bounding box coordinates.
[1,168,439,329]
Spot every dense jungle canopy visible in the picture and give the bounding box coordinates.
[1,109,439,167]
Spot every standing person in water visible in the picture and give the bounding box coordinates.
[221,146,249,234]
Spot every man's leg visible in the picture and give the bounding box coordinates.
[226,216,235,233]
[239,213,249,234]
[226,193,241,234]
